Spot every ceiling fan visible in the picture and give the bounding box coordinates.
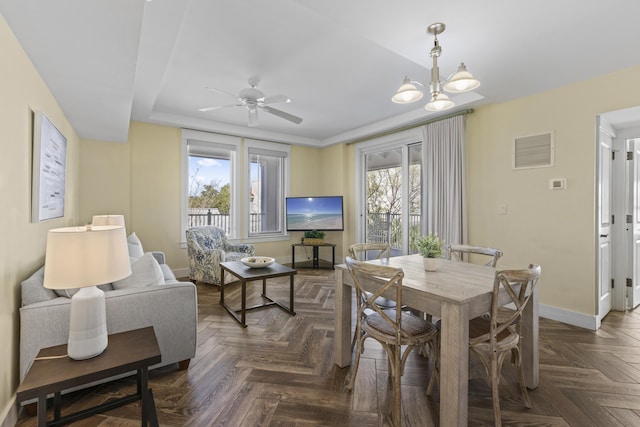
[198,78,303,127]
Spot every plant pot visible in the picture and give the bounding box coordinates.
[423,257,438,272]
[303,238,324,245]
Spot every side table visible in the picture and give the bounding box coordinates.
[17,327,161,427]
[220,261,297,327]
[291,243,336,269]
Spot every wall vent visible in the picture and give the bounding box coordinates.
[513,131,554,170]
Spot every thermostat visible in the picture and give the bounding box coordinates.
[549,178,566,190]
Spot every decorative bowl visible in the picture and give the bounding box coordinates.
[240,256,275,268]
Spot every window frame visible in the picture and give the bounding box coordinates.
[181,129,241,246]
[244,138,291,242]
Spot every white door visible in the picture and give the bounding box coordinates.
[598,126,613,320]
[628,138,640,308]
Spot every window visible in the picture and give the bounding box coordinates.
[181,130,240,242]
[245,139,290,238]
[181,130,290,244]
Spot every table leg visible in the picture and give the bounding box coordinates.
[439,302,469,427]
[54,391,61,420]
[289,273,295,312]
[241,280,246,326]
[334,268,352,368]
[220,268,226,304]
[292,245,296,268]
[140,367,148,426]
[147,389,159,427]
[332,245,335,269]
[37,395,47,427]
[521,287,539,389]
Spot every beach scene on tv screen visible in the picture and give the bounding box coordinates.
[287,197,343,230]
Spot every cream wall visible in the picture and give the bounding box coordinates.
[79,139,131,226]
[0,15,80,423]
[466,66,640,319]
[79,123,338,269]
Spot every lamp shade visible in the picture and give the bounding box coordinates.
[44,225,132,290]
[425,92,455,112]
[391,77,423,104]
[443,63,480,93]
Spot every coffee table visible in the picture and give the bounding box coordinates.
[17,327,161,427]
[220,261,297,327]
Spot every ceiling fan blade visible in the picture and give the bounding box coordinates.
[205,86,238,99]
[261,106,303,124]
[261,94,290,105]
[248,108,259,127]
[198,103,243,112]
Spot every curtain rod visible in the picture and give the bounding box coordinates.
[346,108,473,145]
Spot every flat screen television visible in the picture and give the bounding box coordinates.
[286,196,344,231]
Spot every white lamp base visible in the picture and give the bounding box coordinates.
[68,286,108,360]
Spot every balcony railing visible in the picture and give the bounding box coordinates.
[187,209,263,235]
[367,212,421,251]
[188,209,420,251]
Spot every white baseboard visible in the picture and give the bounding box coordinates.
[0,396,18,427]
[540,304,598,330]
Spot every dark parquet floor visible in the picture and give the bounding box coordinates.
[15,268,640,426]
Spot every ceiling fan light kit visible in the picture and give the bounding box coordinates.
[199,78,303,127]
[392,22,480,112]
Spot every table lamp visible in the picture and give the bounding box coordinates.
[43,225,132,360]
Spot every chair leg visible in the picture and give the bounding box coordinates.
[426,335,439,396]
[346,333,365,391]
[490,353,502,427]
[514,347,532,408]
[392,345,402,427]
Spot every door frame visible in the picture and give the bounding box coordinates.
[354,129,423,251]
[596,118,613,326]
[600,106,640,320]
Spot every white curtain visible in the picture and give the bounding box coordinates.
[422,115,467,247]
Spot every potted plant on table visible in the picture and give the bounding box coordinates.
[415,233,443,271]
[303,230,325,245]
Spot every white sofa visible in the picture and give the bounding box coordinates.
[19,249,197,403]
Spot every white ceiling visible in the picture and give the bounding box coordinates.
[1,0,639,146]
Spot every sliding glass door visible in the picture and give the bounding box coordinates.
[362,142,422,256]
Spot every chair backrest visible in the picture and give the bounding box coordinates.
[185,226,228,250]
[346,257,419,343]
[447,244,503,267]
[348,242,390,261]
[472,264,541,346]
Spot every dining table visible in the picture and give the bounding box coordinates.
[334,254,539,427]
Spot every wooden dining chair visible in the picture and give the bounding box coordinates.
[345,257,438,427]
[427,264,542,427]
[446,243,503,267]
[347,243,411,350]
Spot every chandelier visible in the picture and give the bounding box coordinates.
[392,23,479,112]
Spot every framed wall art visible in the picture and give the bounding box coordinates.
[31,110,67,222]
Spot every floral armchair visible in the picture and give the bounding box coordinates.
[186,226,255,285]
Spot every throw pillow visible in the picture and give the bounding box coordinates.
[112,252,165,290]
[21,266,58,305]
[127,232,144,259]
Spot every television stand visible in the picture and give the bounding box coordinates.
[291,243,336,269]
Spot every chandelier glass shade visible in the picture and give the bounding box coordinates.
[392,23,479,112]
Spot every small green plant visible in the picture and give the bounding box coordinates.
[304,230,325,239]
[415,233,443,258]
